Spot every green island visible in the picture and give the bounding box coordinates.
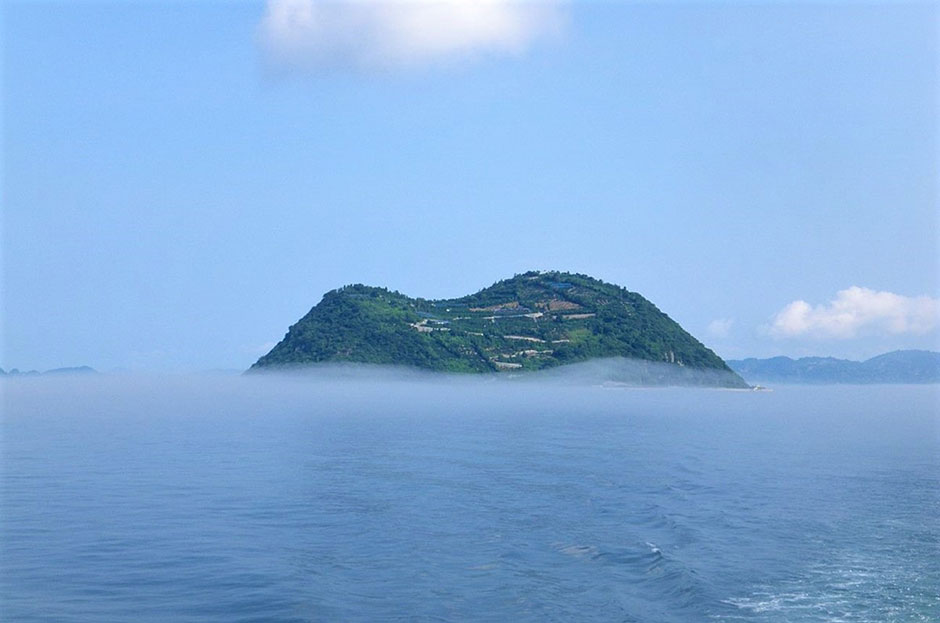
[250,271,748,387]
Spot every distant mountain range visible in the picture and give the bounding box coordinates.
[728,350,940,384]
[0,366,98,377]
[250,271,748,388]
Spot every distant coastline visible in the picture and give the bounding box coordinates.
[5,349,938,386]
[0,366,98,377]
[728,350,940,385]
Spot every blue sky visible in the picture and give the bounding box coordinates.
[2,1,938,372]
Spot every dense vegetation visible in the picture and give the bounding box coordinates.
[250,271,747,386]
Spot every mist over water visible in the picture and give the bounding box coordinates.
[2,369,938,622]
[247,357,752,389]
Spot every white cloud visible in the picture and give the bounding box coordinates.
[258,0,565,71]
[769,286,940,339]
[707,318,734,338]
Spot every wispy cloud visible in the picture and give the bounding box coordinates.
[769,286,940,339]
[707,318,734,339]
[258,0,565,72]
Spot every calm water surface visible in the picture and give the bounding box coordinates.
[2,374,938,622]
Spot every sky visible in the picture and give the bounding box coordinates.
[2,0,938,372]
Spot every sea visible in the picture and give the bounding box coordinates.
[2,370,938,622]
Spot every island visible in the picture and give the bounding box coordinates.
[250,271,748,388]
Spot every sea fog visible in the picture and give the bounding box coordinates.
[2,367,938,622]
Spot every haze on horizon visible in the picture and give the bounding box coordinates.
[2,0,938,372]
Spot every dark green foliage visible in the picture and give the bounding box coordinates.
[250,271,747,386]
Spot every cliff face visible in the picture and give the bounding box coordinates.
[251,271,748,387]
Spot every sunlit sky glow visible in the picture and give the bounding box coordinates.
[2,1,938,371]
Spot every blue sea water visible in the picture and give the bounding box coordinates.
[2,373,938,622]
